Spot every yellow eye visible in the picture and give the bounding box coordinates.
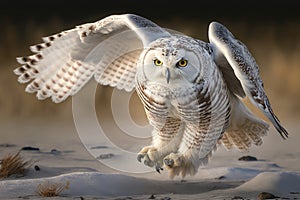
[177,59,188,67]
[153,59,163,66]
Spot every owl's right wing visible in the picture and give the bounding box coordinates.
[14,14,170,103]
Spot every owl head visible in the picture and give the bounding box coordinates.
[139,35,204,86]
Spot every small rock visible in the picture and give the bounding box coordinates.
[0,143,16,147]
[17,195,30,199]
[97,153,114,159]
[238,155,257,161]
[149,194,156,199]
[160,197,171,200]
[216,175,226,180]
[21,146,40,151]
[34,165,40,171]
[290,191,300,194]
[231,196,244,200]
[90,145,108,149]
[258,192,279,200]
[50,149,61,155]
[115,197,132,200]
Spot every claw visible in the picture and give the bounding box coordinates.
[156,168,161,173]
[155,164,163,173]
[137,146,165,173]
[138,153,155,167]
[137,154,144,162]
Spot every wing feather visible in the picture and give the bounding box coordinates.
[14,14,170,103]
[209,21,288,139]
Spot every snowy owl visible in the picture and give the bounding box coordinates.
[14,14,288,178]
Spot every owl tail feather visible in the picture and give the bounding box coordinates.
[219,95,269,151]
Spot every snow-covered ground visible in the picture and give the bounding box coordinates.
[0,119,299,199]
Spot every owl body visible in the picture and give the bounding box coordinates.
[134,35,232,176]
[14,14,288,178]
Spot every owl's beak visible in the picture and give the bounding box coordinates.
[165,68,170,84]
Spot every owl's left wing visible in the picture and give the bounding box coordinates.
[208,21,288,139]
[14,14,170,103]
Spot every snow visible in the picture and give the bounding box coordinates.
[0,119,299,199]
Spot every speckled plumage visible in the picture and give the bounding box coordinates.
[14,14,288,178]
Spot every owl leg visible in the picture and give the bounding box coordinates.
[137,133,181,173]
[163,123,220,178]
[137,118,184,173]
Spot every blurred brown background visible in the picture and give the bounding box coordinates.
[0,0,299,122]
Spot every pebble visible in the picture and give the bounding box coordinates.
[115,197,132,200]
[97,153,114,159]
[257,192,279,200]
[34,165,40,171]
[50,149,61,155]
[90,145,108,149]
[0,143,16,147]
[21,146,40,151]
[238,155,258,161]
[216,175,226,180]
[231,196,244,200]
[160,197,171,200]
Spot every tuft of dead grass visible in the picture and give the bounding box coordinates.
[36,180,70,197]
[0,151,32,178]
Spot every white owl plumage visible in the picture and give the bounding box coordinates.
[14,14,288,178]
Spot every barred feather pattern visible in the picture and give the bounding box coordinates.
[14,14,152,103]
[136,59,231,174]
[94,49,142,91]
[14,28,96,103]
[177,65,231,170]
[152,117,185,158]
[136,80,186,160]
[219,95,269,151]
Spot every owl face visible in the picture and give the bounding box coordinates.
[140,37,201,87]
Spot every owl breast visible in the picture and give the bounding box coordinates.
[135,61,231,134]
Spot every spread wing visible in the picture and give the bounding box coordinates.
[14,14,170,103]
[208,21,288,139]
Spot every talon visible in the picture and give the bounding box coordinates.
[155,164,163,173]
[137,154,144,162]
[164,158,174,167]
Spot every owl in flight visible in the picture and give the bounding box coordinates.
[14,14,288,178]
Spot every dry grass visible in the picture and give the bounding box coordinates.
[36,180,70,197]
[0,151,31,178]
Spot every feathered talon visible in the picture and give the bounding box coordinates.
[163,153,197,178]
[163,158,174,167]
